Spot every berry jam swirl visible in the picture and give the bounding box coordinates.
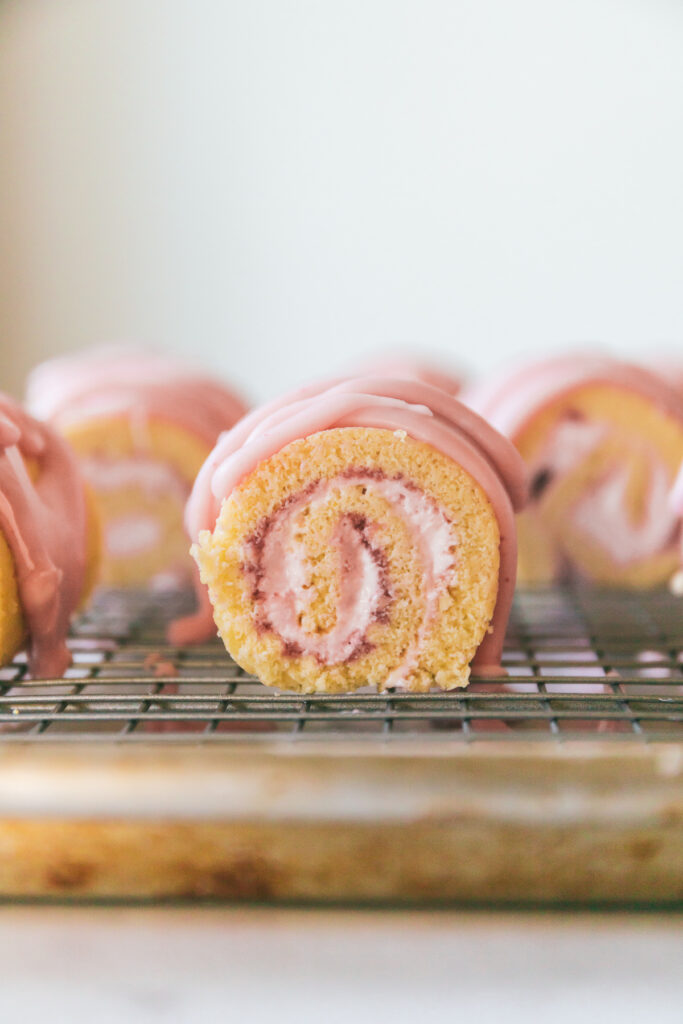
[240,470,457,681]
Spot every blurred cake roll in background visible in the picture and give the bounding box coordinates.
[670,464,683,594]
[0,394,100,677]
[671,464,683,520]
[26,346,248,589]
[652,358,683,397]
[465,356,683,587]
[181,376,526,693]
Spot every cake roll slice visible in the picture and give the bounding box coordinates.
[465,355,683,587]
[26,346,248,589]
[0,394,100,677]
[181,377,526,693]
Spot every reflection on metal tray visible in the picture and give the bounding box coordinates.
[0,586,681,742]
[0,587,681,906]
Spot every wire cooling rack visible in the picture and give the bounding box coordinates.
[1,586,681,744]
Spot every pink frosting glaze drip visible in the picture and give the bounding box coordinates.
[185,377,526,541]
[176,377,527,677]
[0,395,89,678]
[671,464,683,519]
[463,354,683,441]
[25,345,249,449]
[347,353,462,396]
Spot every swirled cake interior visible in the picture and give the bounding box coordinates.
[515,384,683,586]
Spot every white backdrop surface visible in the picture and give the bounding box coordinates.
[1,0,682,401]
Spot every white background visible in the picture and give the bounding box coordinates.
[1,0,682,403]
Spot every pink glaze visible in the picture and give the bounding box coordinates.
[185,377,526,540]
[347,353,462,396]
[463,354,683,441]
[0,395,89,678]
[178,377,527,678]
[651,359,683,398]
[25,345,249,450]
[671,464,683,518]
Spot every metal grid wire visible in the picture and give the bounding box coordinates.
[0,587,681,743]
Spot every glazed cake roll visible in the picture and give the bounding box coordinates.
[180,377,526,693]
[26,346,248,588]
[465,356,683,587]
[0,394,100,677]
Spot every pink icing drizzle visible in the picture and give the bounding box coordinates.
[0,395,89,678]
[347,353,462,396]
[671,464,683,519]
[463,354,683,440]
[176,377,527,676]
[25,345,249,448]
